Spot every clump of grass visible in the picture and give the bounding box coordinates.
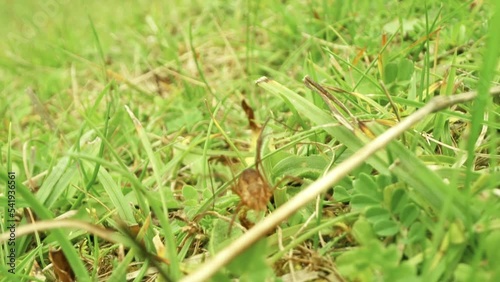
[1,1,499,281]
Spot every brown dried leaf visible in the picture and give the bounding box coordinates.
[49,248,75,282]
[241,99,260,133]
[152,232,171,265]
[233,169,272,211]
[128,224,142,238]
[357,120,376,139]
[230,119,273,232]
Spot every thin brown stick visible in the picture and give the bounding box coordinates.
[180,82,500,282]
[227,203,244,236]
[0,219,123,244]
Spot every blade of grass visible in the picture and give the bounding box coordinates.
[188,24,216,98]
[95,164,136,223]
[88,15,107,80]
[464,5,500,280]
[124,105,181,280]
[0,172,91,280]
[72,83,113,208]
[75,115,151,219]
[464,4,500,191]
[35,156,70,205]
[205,99,247,166]
[255,77,391,175]
[268,212,359,264]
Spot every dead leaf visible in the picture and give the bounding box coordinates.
[241,99,260,133]
[49,248,75,282]
[229,119,272,232]
[152,231,170,265]
[233,168,272,211]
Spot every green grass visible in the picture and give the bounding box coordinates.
[1,0,499,281]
